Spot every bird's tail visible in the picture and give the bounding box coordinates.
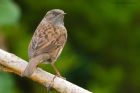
[22,58,39,77]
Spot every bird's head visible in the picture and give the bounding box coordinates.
[45,9,66,25]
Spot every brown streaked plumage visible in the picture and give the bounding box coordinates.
[22,9,67,77]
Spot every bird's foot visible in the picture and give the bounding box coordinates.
[44,75,66,92]
[44,75,57,92]
[56,74,66,80]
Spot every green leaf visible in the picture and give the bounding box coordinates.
[0,0,20,25]
[0,72,15,93]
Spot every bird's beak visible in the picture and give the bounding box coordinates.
[59,13,66,16]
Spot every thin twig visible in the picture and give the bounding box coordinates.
[0,49,92,93]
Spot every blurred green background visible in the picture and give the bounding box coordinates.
[0,0,140,93]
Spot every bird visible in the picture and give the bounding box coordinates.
[22,9,67,77]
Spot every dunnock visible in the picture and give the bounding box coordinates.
[22,9,67,77]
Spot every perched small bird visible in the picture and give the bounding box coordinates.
[22,9,67,77]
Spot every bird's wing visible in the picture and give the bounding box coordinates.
[36,26,67,57]
[28,22,67,58]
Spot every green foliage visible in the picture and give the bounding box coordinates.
[0,0,20,25]
[0,72,16,93]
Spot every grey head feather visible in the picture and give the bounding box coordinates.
[45,9,66,26]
